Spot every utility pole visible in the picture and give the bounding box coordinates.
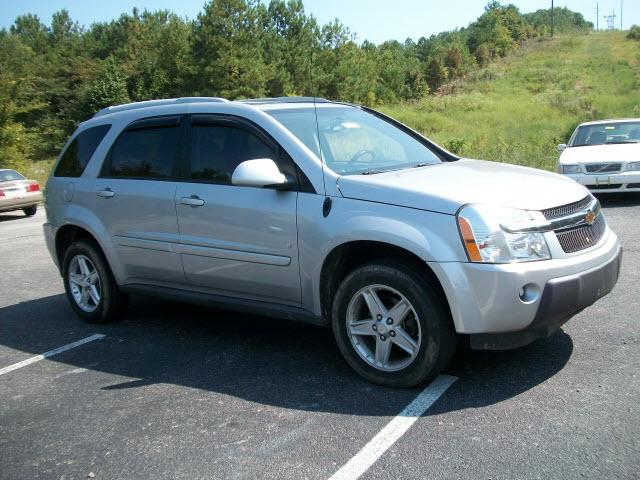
[551,0,554,37]
[596,3,599,31]
[620,0,623,30]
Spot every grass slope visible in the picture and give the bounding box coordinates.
[381,31,640,171]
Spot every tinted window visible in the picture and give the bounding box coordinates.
[105,126,180,179]
[55,124,111,177]
[190,125,274,184]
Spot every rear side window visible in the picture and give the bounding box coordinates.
[55,124,111,177]
[103,125,180,179]
[190,125,275,184]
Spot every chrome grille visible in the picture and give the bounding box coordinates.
[585,163,621,173]
[542,195,593,220]
[555,214,606,253]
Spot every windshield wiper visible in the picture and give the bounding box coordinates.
[361,169,385,175]
[605,141,639,145]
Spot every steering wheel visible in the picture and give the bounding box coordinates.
[348,149,376,164]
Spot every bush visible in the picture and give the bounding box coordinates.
[444,138,466,155]
[627,25,640,40]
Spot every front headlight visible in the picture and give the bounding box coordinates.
[457,205,551,263]
[561,164,581,174]
[625,162,640,171]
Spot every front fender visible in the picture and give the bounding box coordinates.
[297,194,466,315]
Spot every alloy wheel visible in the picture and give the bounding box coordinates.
[68,254,102,313]
[346,284,422,372]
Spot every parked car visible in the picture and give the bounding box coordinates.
[557,119,640,192]
[0,169,42,216]
[44,97,621,387]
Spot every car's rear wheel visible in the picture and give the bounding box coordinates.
[62,240,128,323]
[332,260,456,387]
[23,205,37,216]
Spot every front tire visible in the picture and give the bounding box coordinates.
[332,260,456,387]
[62,240,128,324]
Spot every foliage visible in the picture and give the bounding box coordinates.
[83,57,131,116]
[628,25,640,40]
[523,7,594,35]
[0,1,594,173]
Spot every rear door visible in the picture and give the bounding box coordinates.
[175,114,301,306]
[92,115,187,287]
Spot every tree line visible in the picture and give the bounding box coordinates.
[0,0,592,169]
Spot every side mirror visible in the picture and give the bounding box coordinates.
[556,143,567,152]
[231,158,292,189]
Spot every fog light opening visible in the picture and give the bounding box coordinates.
[518,283,540,304]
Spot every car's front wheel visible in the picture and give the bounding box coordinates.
[62,240,128,324]
[332,260,456,387]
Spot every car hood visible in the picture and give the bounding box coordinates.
[559,143,640,163]
[336,159,589,215]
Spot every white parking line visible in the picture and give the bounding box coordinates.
[328,374,458,480]
[0,334,105,377]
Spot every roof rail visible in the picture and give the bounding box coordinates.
[240,96,331,105]
[93,97,230,118]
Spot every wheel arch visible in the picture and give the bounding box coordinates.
[318,240,451,327]
[54,220,123,284]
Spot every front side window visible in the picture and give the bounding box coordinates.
[104,126,180,179]
[55,124,111,177]
[190,125,274,184]
[266,106,441,175]
[570,121,640,147]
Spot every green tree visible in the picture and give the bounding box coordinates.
[191,0,270,98]
[83,57,130,116]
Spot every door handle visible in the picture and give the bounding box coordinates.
[180,195,205,207]
[96,189,115,198]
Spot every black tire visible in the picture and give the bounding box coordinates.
[331,260,456,387]
[23,205,37,216]
[61,239,129,324]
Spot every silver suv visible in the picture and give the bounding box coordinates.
[44,97,621,387]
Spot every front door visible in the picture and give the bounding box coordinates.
[175,115,300,306]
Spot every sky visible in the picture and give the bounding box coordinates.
[0,0,637,44]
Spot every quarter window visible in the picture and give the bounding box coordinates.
[190,125,274,184]
[55,124,111,177]
[104,126,180,179]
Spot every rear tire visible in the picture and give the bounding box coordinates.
[23,205,37,216]
[62,239,128,324]
[331,260,456,387]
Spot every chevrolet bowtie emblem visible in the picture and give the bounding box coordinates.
[584,209,596,225]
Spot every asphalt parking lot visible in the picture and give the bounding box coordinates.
[1,197,639,480]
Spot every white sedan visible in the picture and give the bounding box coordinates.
[557,119,640,192]
[0,169,43,216]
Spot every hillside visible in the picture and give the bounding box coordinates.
[381,31,640,171]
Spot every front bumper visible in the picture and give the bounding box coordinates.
[469,246,621,349]
[428,227,621,347]
[562,171,640,192]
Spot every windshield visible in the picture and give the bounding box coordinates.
[266,105,441,175]
[0,170,24,182]
[570,121,640,147]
